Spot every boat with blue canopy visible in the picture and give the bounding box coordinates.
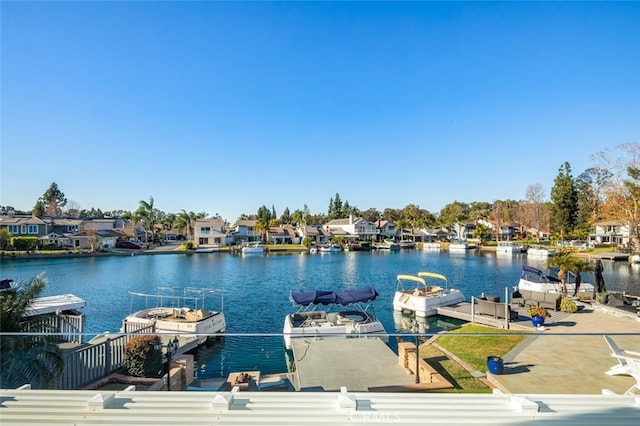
[283,286,387,350]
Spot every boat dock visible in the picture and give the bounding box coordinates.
[436,302,573,330]
[290,337,451,392]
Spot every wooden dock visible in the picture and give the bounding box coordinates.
[437,302,573,330]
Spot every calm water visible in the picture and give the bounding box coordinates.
[2,250,638,378]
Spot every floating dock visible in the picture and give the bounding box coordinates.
[290,338,418,391]
[437,302,573,329]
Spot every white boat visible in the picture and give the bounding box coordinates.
[496,241,525,254]
[517,265,594,294]
[449,238,478,252]
[422,242,441,251]
[376,239,401,250]
[196,245,219,253]
[629,254,640,264]
[318,244,342,253]
[527,247,557,257]
[392,272,466,318]
[283,286,387,350]
[121,288,226,343]
[24,293,86,317]
[241,242,264,254]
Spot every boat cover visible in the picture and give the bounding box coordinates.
[290,287,379,306]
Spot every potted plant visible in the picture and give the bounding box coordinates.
[526,305,550,327]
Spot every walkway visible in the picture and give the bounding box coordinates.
[487,303,640,395]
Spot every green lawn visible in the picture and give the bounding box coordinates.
[420,325,529,392]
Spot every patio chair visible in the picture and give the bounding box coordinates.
[603,335,640,377]
[610,351,640,395]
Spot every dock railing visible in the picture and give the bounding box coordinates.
[56,324,154,390]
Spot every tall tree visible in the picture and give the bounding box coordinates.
[522,183,548,241]
[622,166,640,246]
[34,182,67,216]
[576,167,612,224]
[279,207,291,224]
[437,201,470,227]
[290,209,304,226]
[592,144,640,243]
[174,210,197,239]
[254,216,269,242]
[360,208,381,223]
[135,197,157,243]
[1,274,64,389]
[328,193,343,220]
[550,162,578,239]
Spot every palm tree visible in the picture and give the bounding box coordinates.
[174,210,196,241]
[1,273,64,389]
[254,216,269,242]
[136,196,157,244]
[569,258,595,297]
[548,252,575,296]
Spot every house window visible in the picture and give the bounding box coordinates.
[8,225,19,233]
[67,225,78,232]
[27,225,38,234]
[201,227,211,232]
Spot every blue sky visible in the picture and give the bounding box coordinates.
[2,1,639,221]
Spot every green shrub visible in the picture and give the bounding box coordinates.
[185,241,194,250]
[124,335,163,378]
[560,297,578,313]
[11,236,38,250]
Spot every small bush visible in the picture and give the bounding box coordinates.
[560,297,578,313]
[124,335,163,378]
[185,241,194,250]
[526,305,550,318]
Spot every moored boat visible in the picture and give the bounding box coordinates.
[517,265,594,294]
[527,247,557,257]
[422,242,441,251]
[283,286,387,350]
[496,241,525,254]
[196,245,220,253]
[318,244,342,253]
[376,239,401,250]
[392,272,466,317]
[241,242,265,255]
[121,288,226,343]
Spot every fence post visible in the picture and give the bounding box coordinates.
[104,338,111,376]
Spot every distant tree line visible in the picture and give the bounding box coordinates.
[2,143,639,243]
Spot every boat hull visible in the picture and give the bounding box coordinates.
[517,278,594,294]
[122,308,226,343]
[392,290,466,317]
[527,248,556,257]
[242,247,264,254]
